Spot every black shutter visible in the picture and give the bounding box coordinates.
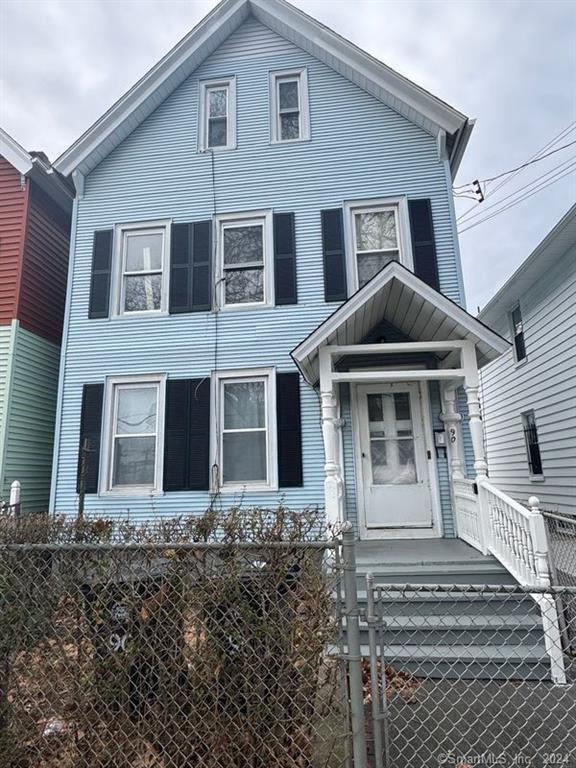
[276,372,303,487]
[77,383,104,494]
[164,378,210,491]
[169,221,212,314]
[408,199,440,290]
[88,230,113,318]
[321,209,347,302]
[274,212,297,305]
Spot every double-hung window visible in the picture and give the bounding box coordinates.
[510,305,527,362]
[346,199,412,291]
[217,212,272,307]
[199,78,236,151]
[522,410,543,478]
[116,222,169,315]
[270,69,310,143]
[103,376,165,493]
[216,370,276,489]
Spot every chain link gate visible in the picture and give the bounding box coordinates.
[337,526,576,768]
[545,511,576,654]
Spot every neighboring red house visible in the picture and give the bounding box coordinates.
[0,127,73,511]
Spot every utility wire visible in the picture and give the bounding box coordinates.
[453,139,576,190]
[455,122,576,221]
[457,154,576,225]
[486,122,575,198]
[459,163,576,234]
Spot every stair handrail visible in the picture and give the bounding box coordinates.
[477,478,551,588]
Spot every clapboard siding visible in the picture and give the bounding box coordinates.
[18,182,71,344]
[0,156,27,324]
[1,323,60,512]
[53,18,465,520]
[481,245,576,514]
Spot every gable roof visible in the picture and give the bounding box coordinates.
[291,261,509,386]
[54,0,472,182]
[478,204,576,329]
[0,127,73,212]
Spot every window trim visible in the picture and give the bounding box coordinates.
[521,410,544,480]
[344,197,414,294]
[198,77,237,151]
[99,374,166,496]
[112,220,171,318]
[270,68,310,144]
[215,210,274,310]
[509,303,527,364]
[211,367,278,493]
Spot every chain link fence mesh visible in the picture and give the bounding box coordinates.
[545,511,576,654]
[0,509,350,768]
[361,583,576,768]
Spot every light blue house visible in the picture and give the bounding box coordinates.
[50,0,566,678]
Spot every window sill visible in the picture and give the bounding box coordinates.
[269,137,311,146]
[217,302,274,312]
[514,357,529,369]
[199,145,236,153]
[111,311,169,320]
[99,488,165,498]
[529,475,545,483]
[216,483,278,494]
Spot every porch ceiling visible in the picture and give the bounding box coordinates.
[291,262,509,386]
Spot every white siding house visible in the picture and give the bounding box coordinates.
[479,204,576,516]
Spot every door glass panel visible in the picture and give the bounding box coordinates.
[367,391,417,485]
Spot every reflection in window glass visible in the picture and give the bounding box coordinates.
[222,379,268,484]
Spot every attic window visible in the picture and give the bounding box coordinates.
[199,78,236,151]
[270,69,310,143]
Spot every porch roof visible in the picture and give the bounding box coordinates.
[291,262,509,386]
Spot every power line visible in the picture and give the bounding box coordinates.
[486,122,575,198]
[457,154,576,225]
[458,163,576,234]
[454,139,576,190]
[454,122,576,222]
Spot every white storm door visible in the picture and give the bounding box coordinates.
[357,382,433,529]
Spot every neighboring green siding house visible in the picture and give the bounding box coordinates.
[0,128,73,511]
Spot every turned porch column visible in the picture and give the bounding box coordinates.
[319,347,345,529]
[440,383,465,481]
[462,342,488,479]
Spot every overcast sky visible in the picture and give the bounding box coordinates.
[1,0,574,310]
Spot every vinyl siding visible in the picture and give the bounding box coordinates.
[481,245,576,515]
[53,17,465,523]
[0,156,27,325]
[18,182,71,344]
[0,323,15,491]
[1,323,61,512]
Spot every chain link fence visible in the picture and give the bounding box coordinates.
[0,509,350,768]
[360,583,576,768]
[545,511,576,654]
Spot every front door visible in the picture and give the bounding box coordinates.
[356,382,434,531]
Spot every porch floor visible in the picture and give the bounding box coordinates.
[353,537,515,585]
[356,538,490,566]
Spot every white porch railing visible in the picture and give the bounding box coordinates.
[453,477,567,684]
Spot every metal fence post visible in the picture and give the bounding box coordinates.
[342,522,368,768]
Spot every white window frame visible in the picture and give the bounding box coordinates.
[99,374,166,496]
[344,197,413,294]
[112,220,171,318]
[215,210,274,310]
[199,77,237,151]
[521,410,544,481]
[270,68,310,143]
[211,368,278,493]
